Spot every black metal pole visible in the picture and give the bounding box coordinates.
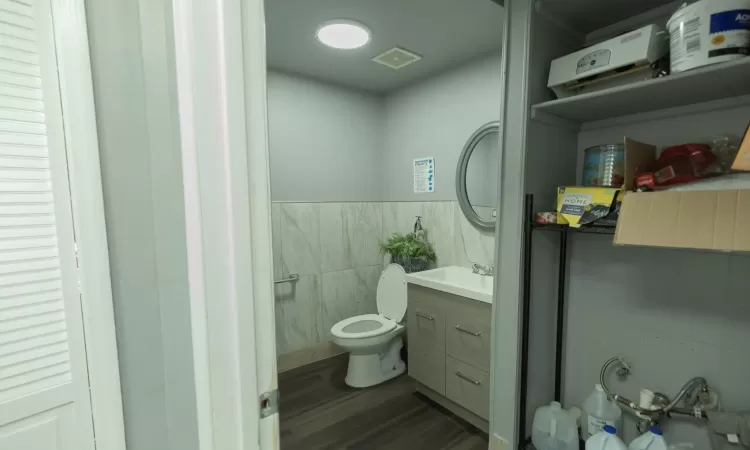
[518,194,534,449]
[554,230,568,402]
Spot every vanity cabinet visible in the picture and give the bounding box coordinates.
[407,284,491,432]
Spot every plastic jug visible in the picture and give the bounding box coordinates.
[531,401,579,450]
[586,425,628,450]
[629,427,668,450]
[582,384,622,440]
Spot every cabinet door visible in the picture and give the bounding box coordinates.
[408,348,446,395]
[446,302,492,371]
[446,357,490,420]
[407,299,445,351]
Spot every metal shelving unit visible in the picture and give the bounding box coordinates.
[518,194,615,450]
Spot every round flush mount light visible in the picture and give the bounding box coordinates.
[316,20,371,50]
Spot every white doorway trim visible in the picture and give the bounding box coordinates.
[171,0,279,448]
[47,0,126,448]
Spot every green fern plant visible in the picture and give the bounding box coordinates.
[378,232,437,262]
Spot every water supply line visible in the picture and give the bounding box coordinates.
[599,356,710,420]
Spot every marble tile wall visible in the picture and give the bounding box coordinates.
[380,201,495,268]
[272,202,383,356]
[272,200,496,358]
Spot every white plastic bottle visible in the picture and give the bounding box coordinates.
[582,384,622,440]
[629,427,668,450]
[531,402,579,450]
[586,425,628,450]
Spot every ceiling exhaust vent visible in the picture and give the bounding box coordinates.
[371,47,422,70]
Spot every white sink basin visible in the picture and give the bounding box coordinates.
[404,266,493,304]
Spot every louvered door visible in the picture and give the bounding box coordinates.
[0,0,96,448]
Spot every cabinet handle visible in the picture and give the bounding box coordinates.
[455,371,481,385]
[415,312,434,321]
[454,324,481,336]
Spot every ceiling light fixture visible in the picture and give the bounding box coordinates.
[316,20,371,50]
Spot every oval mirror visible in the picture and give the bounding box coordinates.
[456,122,499,232]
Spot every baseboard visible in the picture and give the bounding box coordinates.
[415,382,490,434]
[277,341,344,373]
[490,434,511,450]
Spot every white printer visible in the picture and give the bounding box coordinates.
[547,25,669,99]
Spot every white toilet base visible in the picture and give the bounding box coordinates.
[344,336,405,388]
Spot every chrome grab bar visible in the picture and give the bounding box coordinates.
[454,325,481,336]
[455,371,481,385]
[415,312,435,321]
[274,273,299,285]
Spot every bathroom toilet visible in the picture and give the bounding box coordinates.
[331,264,407,388]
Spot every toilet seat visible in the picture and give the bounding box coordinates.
[330,264,408,340]
[331,314,396,338]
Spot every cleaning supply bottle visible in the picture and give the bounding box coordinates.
[531,402,579,450]
[582,384,623,440]
[629,427,668,450]
[586,425,628,450]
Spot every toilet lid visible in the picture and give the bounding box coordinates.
[376,264,407,322]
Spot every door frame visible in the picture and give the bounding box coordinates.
[170,0,279,448]
[45,0,126,448]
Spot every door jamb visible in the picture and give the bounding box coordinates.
[170,0,279,448]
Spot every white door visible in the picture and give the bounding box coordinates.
[0,0,96,448]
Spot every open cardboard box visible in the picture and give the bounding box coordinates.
[731,122,750,172]
[615,189,750,252]
[616,126,750,252]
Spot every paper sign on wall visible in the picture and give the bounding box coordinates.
[413,157,435,193]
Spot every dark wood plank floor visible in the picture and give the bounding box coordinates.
[279,355,488,450]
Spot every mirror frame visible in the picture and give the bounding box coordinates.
[455,121,500,232]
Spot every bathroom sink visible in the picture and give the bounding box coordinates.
[404,266,493,304]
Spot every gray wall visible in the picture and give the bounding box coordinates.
[267,56,503,204]
[564,239,750,447]
[267,71,384,202]
[382,55,503,202]
[563,105,750,446]
[86,1,199,449]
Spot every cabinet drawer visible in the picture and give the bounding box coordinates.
[409,348,445,395]
[445,356,490,420]
[446,307,491,371]
[407,300,445,351]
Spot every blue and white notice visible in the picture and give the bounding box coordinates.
[413,157,435,194]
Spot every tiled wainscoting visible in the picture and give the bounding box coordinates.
[272,201,495,367]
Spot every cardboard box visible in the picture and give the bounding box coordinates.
[557,187,623,228]
[618,137,657,190]
[732,123,750,172]
[614,190,750,252]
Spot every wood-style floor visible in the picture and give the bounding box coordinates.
[279,355,489,450]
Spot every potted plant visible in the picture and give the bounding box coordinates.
[378,232,437,273]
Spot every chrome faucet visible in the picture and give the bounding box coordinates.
[471,263,493,276]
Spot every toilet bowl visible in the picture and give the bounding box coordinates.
[331,264,407,388]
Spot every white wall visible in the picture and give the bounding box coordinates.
[382,55,503,202]
[267,71,385,202]
[86,1,199,449]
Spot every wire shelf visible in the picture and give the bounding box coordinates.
[531,223,616,235]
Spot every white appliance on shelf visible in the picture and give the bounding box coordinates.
[548,25,669,99]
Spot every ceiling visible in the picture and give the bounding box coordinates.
[265,0,505,94]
